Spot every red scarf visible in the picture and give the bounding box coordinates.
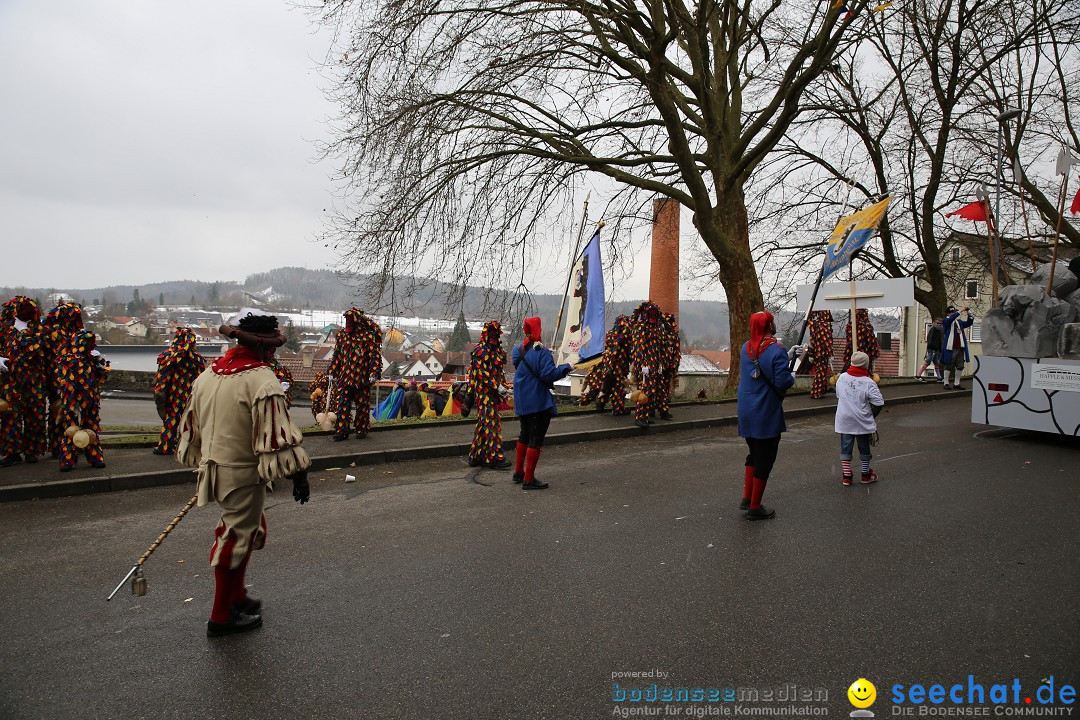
[747,311,777,360]
[212,346,269,375]
[846,366,870,377]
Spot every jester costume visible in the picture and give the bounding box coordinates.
[328,308,382,440]
[658,312,680,419]
[842,309,879,372]
[42,302,84,455]
[467,320,509,468]
[152,327,206,455]
[0,297,49,465]
[807,310,833,399]
[630,302,666,428]
[308,371,329,421]
[268,357,294,408]
[177,311,310,637]
[578,314,631,415]
[55,330,110,471]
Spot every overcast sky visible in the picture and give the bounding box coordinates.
[0,1,714,302]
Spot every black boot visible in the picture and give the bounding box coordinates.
[0,454,23,467]
[486,458,512,471]
[206,610,263,637]
[512,473,524,484]
[24,455,37,464]
[522,478,549,490]
[660,411,674,420]
[745,505,776,520]
[233,596,262,616]
[332,432,349,441]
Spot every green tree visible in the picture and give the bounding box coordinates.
[158,292,165,306]
[447,311,471,351]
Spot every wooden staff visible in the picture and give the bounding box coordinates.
[107,494,198,600]
[985,199,999,308]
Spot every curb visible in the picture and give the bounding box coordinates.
[0,389,964,503]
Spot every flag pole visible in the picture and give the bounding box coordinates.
[551,194,591,349]
[985,199,999,308]
[1048,173,1069,296]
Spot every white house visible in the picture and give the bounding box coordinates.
[402,359,438,378]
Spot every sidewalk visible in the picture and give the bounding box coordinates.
[0,383,968,502]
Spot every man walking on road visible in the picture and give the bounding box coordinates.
[178,310,311,637]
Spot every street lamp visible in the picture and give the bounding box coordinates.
[995,108,1022,230]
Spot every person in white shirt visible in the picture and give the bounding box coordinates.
[834,351,884,486]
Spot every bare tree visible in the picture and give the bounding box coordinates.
[749,0,1080,318]
[312,0,872,385]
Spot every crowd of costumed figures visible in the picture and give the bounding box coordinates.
[0,300,691,474]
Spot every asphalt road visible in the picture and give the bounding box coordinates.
[0,396,1076,720]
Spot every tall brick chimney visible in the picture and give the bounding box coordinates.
[649,198,680,320]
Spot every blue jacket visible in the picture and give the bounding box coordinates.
[512,342,572,416]
[737,341,795,439]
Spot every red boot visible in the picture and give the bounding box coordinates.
[740,466,753,510]
[746,476,775,520]
[522,447,548,490]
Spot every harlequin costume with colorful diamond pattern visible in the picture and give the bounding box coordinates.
[327,308,382,440]
[42,302,85,456]
[308,371,329,421]
[152,327,206,455]
[577,314,631,415]
[55,329,110,472]
[629,302,666,426]
[843,309,879,371]
[268,356,294,408]
[807,310,833,399]
[0,297,50,466]
[659,312,680,417]
[467,321,508,466]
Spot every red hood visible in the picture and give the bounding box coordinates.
[747,311,777,360]
[523,316,542,348]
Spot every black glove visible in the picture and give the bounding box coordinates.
[291,470,310,505]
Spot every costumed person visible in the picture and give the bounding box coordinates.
[177,310,311,637]
[267,354,294,408]
[807,310,834,399]
[0,297,49,466]
[42,301,84,456]
[151,327,206,456]
[577,314,632,415]
[55,329,110,472]
[916,317,943,382]
[327,308,382,440]
[834,351,884,486]
[736,311,797,520]
[309,371,329,422]
[511,317,572,489]
[842,309,879,372]
[941,305,974,390]
[657,312,680,420]
[629,302,666,429]
[465,320,510,469]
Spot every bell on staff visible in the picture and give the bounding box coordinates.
[132,568,147,596]
[65,425,80,438]
[325,411,337,423]
[84,430,98,445]
[72,430,91,449]
[315,412,326,424]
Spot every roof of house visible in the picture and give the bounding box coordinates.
[679,353,723,374]
[688,349,730,371]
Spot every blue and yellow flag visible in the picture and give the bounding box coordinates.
[822,196,891,281]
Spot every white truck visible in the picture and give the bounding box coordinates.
[971,354,1080,435]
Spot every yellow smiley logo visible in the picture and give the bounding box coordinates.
[848,678,876,708]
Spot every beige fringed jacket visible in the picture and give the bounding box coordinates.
[177,365,311,507]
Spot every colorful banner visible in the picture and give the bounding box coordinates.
[822,197,892,281]
[558,231,606,364]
